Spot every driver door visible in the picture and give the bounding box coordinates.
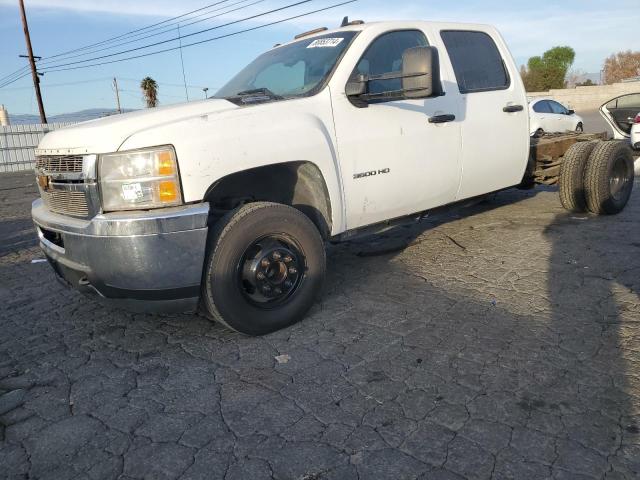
[331,29,463,229]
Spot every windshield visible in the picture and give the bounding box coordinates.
[216,31,357,102]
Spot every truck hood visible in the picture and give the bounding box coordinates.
[36,99,239,155]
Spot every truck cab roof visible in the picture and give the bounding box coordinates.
[279,20,497,48]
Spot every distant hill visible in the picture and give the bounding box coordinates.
[8,108,136,125]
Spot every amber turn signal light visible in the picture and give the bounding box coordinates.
[158,180,179,202]
[157,151,175,175]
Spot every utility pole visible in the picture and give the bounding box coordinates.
[113,77,122,113]
[18,0,47,124]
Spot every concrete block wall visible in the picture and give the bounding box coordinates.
[528,81,640,111]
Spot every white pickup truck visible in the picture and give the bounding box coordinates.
[32,20,635,335]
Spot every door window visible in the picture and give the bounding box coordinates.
[352,30,428,96]
[533,100,552,113]
[440,30,509,93]
[549,101,568,115]
[615,94,640,109]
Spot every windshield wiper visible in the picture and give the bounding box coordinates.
[234,88,283,100]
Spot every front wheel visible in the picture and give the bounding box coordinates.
[576,122,584,133]
[201,202,326,335]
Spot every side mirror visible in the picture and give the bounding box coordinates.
[567,109,575,115]
[346,74,367,97]
[402,46,440,99]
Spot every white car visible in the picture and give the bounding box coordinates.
[600,93,640,174]
[528,98,583,136]
[600,93,640,151]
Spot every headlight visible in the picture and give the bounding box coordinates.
[99,146,182,211]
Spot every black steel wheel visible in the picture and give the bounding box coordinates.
[238,234,305,308]
[201,202,326,335]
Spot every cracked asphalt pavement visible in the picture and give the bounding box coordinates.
[1,170,639,479]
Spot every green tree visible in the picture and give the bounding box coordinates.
[140,77,159,108]
[521,46,576,92]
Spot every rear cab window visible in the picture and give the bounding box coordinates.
[440,30,509,93]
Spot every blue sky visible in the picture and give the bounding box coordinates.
[0,0,636,115]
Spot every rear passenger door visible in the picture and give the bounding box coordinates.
[440,30,529,199]
[331,29,463,229]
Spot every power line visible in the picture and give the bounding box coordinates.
[40,1,357,75]
[34,0,266,68]
[0,75,212,91]
[42,0,236,61]
[2,1,357,90]
[0,71,32,89]
[0,0,241,85]
[1,77,112,90]
[41,2,355,75]
[41,0,318,71]
[0,66,31,85]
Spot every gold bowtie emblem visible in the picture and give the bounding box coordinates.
[37,175,50,190]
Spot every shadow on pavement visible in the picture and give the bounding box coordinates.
[1,177,639,478]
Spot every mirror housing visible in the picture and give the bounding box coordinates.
[567,109,575,115]
[402,46,440,99]
[346,74,367,97]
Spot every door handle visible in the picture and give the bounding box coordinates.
[503,105,524,113]
[428,114,456,123]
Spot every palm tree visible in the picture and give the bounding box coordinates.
[140,77,159,108]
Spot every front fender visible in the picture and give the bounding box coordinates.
[119,90,346,234]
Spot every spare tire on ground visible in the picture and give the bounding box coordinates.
[558,140,599,212]
[584,140,635,215]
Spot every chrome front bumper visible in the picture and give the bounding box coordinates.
[31,199,210,312]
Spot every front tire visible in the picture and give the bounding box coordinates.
[576,122,584,133]
[202,202,326,335]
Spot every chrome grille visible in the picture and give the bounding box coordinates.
[41,188,89,217]
[35,155,84,173]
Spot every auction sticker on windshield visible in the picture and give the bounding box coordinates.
[307,38,343,48]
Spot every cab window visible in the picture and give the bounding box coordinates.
[352,30,428,96]
[441,30,509,93]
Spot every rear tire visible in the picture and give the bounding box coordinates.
[558,141,598,212]
[584,141,635,215]
[201,202,326,335]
